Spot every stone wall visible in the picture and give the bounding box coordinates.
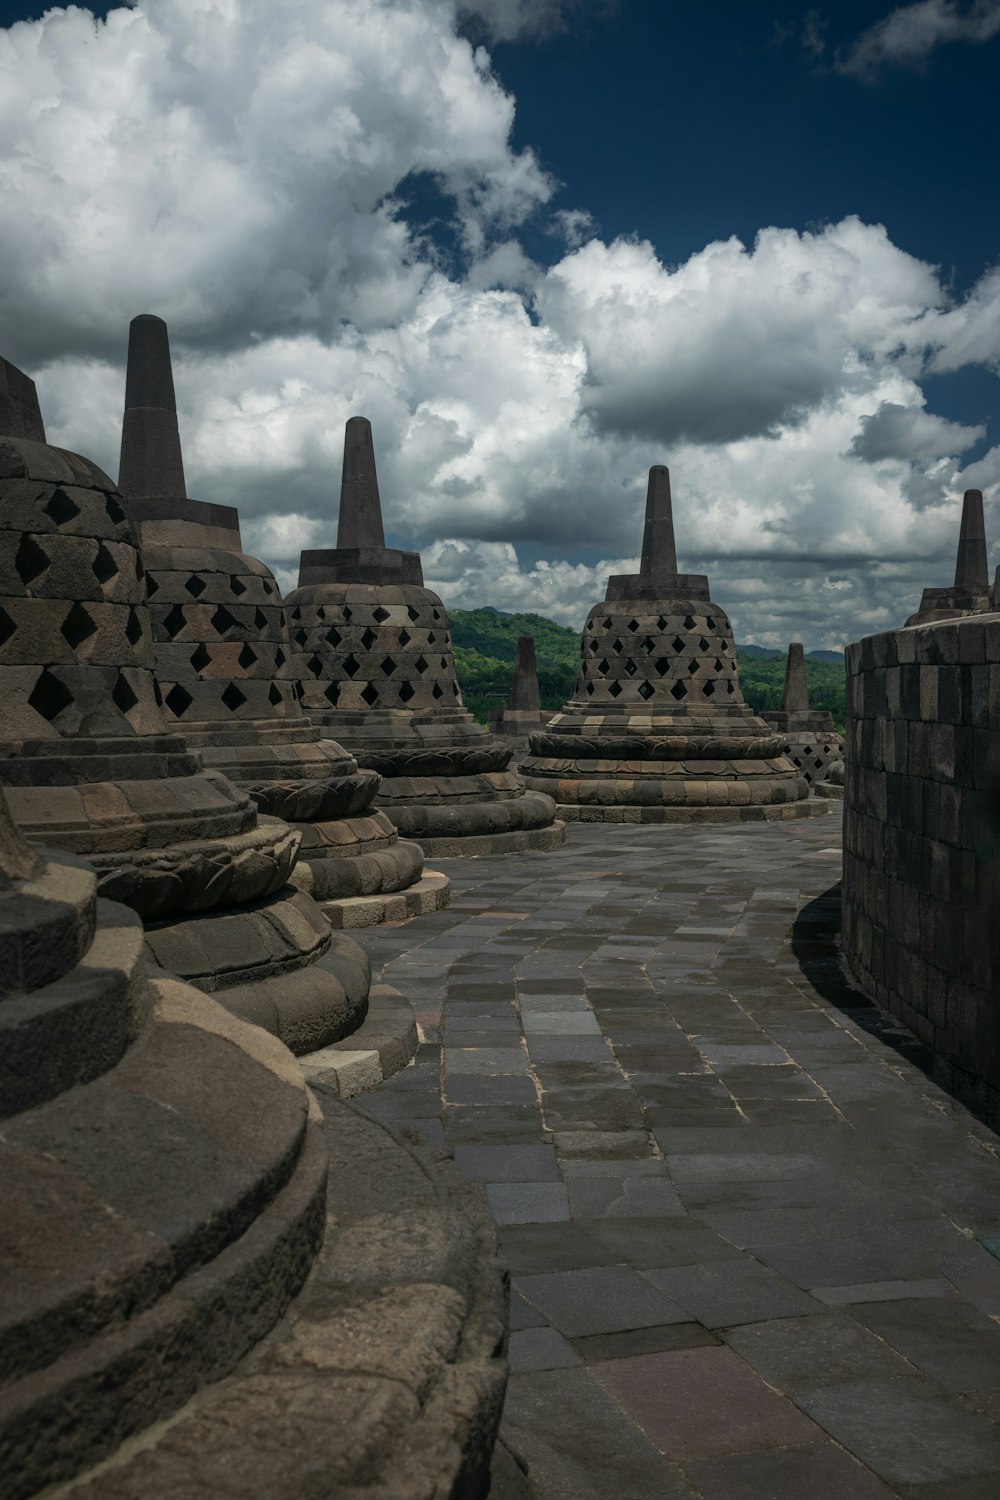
[842,613,1000,1125]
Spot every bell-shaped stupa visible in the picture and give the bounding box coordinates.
[117,314,447,927]
[493,633,546,759]
[0,354,368,1052]
[907,489,991,626]
[760,642,844,791]
[519,467,823,822]
[284,418,564,854]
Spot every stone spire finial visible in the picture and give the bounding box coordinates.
[954,489,987,593]
[640,466,678,579]
[118,314,187,501]
[338,416,386,550]
[511,635,541,715]
[0,356,46,443]
[780,642,810,714]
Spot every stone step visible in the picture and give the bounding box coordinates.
[319,868,451,929]
[298,983,419,1097]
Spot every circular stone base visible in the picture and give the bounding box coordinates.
[556,802,829,824]
[814,782,844,800]
[414,820,567,856]
[317,869,452,928]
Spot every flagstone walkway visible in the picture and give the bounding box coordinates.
[356,810,1000,1500]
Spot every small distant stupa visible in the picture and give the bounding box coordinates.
[760,642,844,794]
[493,634,546,756]
[907,490,991,626]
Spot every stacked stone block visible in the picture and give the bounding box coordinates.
[519,466,821,822]
[0,354,369,1052]
[842,613,1000,1127]
[494,633,546,759]
[906,489,991,626]
[760,641,844,794]
[118,315,447,926]
[286,417,564,854]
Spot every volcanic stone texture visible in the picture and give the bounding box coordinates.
[286,417,564,856]
[0,356,369,1052]
[761,643,844,791]
[495,634,546,760]
[520,468,820,824]
[117,315,445,926]
[907,489,991,627]
[842,612,1000,1128]
[0,784,327,1497]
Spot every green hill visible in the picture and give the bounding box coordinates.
[450,608,846,730]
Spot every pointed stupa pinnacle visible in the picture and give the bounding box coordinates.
[953,489,988,593]
[780,642,810,714]
[117,314,187,501]
[511,634,541,715]
[639,466,678,579]
[0,356,45,443]
[338,416,386,550]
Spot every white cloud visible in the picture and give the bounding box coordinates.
[456,0,611,43]
[837,0,1000,79]
[4,0,1000,654]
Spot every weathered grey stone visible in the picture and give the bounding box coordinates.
[760,642,844,788]
[907,490,991,626]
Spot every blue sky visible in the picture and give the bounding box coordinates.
[0,0,998,647]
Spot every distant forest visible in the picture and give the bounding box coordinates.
[450,608,846,730]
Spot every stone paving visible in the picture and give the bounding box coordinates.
[357,809,1000,1500]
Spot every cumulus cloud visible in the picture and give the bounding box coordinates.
[3,0,1000,651]
[836,0,1000,79]
[457,0,613,43]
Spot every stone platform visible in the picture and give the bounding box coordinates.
[357,812,1000,1500]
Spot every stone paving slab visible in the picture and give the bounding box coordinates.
[356,810,1000,1499]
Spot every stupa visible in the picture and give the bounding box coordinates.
[519,467,822,821]
[117,314,447,927]
[760,642,844,791]
[285,417,564,854]
[0,781,327,1496]
[907,489,991,625]
[0,355,368,1052]
[494,633,546,758]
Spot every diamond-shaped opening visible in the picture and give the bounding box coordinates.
[414,654,429,674]
[184,574,206,598]
[726,681,736,694]
[638,680,655,700]
[683,615,696,629]
[254,608,268,630]
[440,656,448,669]
[112,672,139,715]
[657,615,668,630]
[730,659,737,671]
[640,637,654,655]
[231,575,247,596]
[15,535,50,586]
[698,637,710,652]
[586,682,595,695]
[373,606,390,622]
[452,682,460,696]
[290,607,301,621]
[325,627,342,647]
[626,618,640,633]
[602,617,613,629]
[46,488,81,526]
[342,606,353,621]
[262,580,273,595]
[134,556,144,583]
[145,574,160,597]
[316,607,327,621]
[238,643,256,669]
[432,609,441,621]
[125,608,143,646]
[275,647,286,668]
[611,637,623,653]
[361,627,377,650]
[706,615,716,630]
[190,643,211,671]
[714,658,724,672]
[399,627,412,646]
[670,680,688,701]
[407,606,419,622]
[654,657,670,676]
[381,655,397,676]
[293,627,307,646]
[164,683,193,717]
[361,683,379,706]
[427,632,436,644]
[429,682,442,699]
[60,602,97,649]
[29,668,73,721]
[163,604,186,639]
[624,658,637,676]
[609,681,623,697]
[306,654,323,676]
[671,636,685,653]
[688,659,700,675]
[212,605,239,634]
[153,679,163,706]
[598,658,610,674]
[589,640,599,654]
[814,757,824,769]
[401,681,416,702]
[222,682,247,712]
[269,684,283,706]
[720,639,729,651]
[342,654,360,678]
[93,543,119,586]
[0,607,15,646]
[105,494,126,526]
[324,682,341,706]
[702,681,716,697]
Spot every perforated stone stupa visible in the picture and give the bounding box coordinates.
[519,467,821,822]
[117,314,447,927]
[285,417,564,854]
[760,641,844,792]
[907,489,991,626]
[0,355,369,1052]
